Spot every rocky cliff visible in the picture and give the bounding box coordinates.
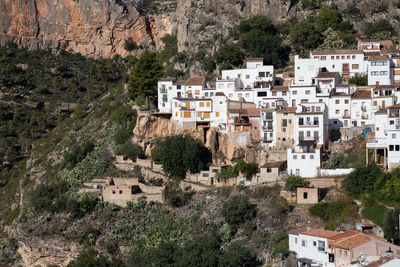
[0,0,396,58]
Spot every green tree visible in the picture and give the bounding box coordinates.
[128,50,163,108]
[151,135,212,179]
[342,164,382,198]
[318,28,347,50]
[289,21,323,55]
[348,74,368,86]
[124,38,138,51]
[383,207,400,243]
[221,194,257,226]
[215,43,245,68]
[175,234,221,267]
[235,160,259,180]
[284,176,310,192]
[235,15,289,67]
[219,241,258,267]
[115,141,145,160]
[366,19,394,38]
[316,8,343,31]
[270,229,289,252]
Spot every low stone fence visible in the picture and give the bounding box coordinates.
[319,168,354,177]
[305,178,344,188]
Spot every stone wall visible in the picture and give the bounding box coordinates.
[296,187,319,204]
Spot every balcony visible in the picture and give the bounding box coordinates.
[160,89,167,93]
[343,68,350,74]
[262,126,273,131]
[262,138,273,143]
[299,121,319,127]
[362,114,369,119]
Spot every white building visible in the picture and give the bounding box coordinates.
[294,50,366,85]
[289,229,337,267]
[367,55,391,86]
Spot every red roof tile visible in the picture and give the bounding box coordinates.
[352,90,371,99]
[186,76,206,86]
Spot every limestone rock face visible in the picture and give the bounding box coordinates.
[2,0,390,58]
[18,236,80,267]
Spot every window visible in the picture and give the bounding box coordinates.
[371,61,388,66]
[289,119,292,124]
[184,111,191,118]
[332,64,335,68]
[336,100,340,104]
[316,107,321,111]
[197,112,202,118]
[259,72,266,77]
[258,92,267,97]
[162,94,168,102]
[344,251,348,257]
[304,192,308,199]
[336,110,340,114]
[321,56,326,60]
[371,71,379,76]
[301,240,307,247]
[282,119,287,127]
[206,102,211,107]
[295,237,298,244]
[112,190,115,194]
[283,92,287,96]
[390,145,394,151]
[397,145,400,151]
[341,56,345,59]
[215,112,219,117]
[352,64,359,69]
[301,155,306,159]
[293,91,297,95]
[390,120,394,125]
[175,112,178,117]
[245,93,250,97]
[380,71,388,75]
[310,155,314,159]
[272,92,277,96]
[174,102,178,107]
[336,56,340,59]
[318,241,325,251]
[195,90,200,95]
[347,55,350,59]
[205,92,208,97]
[393,134,396,138]
[293,155,297,159]
[199,102,204,107]
[282,128,286,132]
[267,168,272,173]
[306,90,310,95]
[204,112,211,119]
[313,241,316,246]
[345,99,349,104]
[373,101,377,106]
[246,75,250,79]
[119,190,123,194]
[229,94,233,98]
[331,56,334,59]
[352,55,355,59]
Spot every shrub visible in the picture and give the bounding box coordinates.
[220,241,258,266]
[64,142,95,169]
[270,229,288,252]
[152,135,212,179]
[316,8,343,31]
[309,200,358,230]
[342,164,382,198]
[383,207,400,243]
[348,74,368,86]
[163,181,192,207]
[124,38,138,51]
[115,141,145,160]
[221,194,257,226]
[111,105,136,124]
[284,176,310,192]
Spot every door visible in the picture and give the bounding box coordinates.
[292,100,296,106]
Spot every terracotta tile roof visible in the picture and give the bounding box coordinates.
[335,234,372,249]
[381,45,400,54]
[367,55,389,61]
[186,76,205,86]
[246,108,260,117]
[352,90,371,99]
[215,92,225,96]
[312,49,363,55]
[272,86,289,91]
[159,77,175,82]
[246,57,264,61]
[261,160,286,168]
[277,106,296,113]
[387,103,400,109]
[301,229,339,239]
[175,80,186,85]
[376,108,387,114]
[316,72,339,78]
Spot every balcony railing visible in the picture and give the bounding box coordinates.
[262,126,273,131]
[262,138,273,143]
[362,114,369,119]
[343,68,350,73]
[160,89,167,93]
[299,121,319,126]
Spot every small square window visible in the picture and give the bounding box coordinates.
[301,155,306,159]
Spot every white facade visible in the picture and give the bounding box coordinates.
[368,57,391,86]
[289,232,334,267]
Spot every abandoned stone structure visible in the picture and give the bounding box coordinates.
[102,177,163,207]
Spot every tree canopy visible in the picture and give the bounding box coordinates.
[284,176,310,192]
[128,50,163,108]
[151,135,212,179]
[289,21,323,55]
[221,194,257,226]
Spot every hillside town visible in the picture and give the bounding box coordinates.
[151,39,400,266]
[157,39,400,179]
